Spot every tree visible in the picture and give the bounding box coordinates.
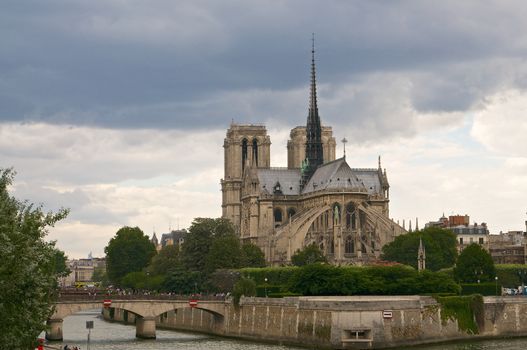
[53,249,71,277]
[121,271,164,291]
[181,217,235,272]
[205,234,243,273]
[0,169,69,350]
[291,243,327,266]
[381,227,458,271]
[163,267,202,294]
[241,243,266,267]
[104,226,156,285]
[454,243,495,283]
[92,266,109,287]
[147,244,181,276]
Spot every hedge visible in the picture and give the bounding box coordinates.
[460,282,500,296]
[239,266,298,285]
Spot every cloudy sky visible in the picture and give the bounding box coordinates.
[2,0,527,258]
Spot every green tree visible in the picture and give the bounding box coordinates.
[92,266,109,286]
[205,234,243,273]
[147,244,181,276]
[291,243,327,266]
[207,269,241,293]
[121,271,164,291]
[0,169,69,350]
[53,250,71,277]
[104,226,156,285]
[241,243,266,267]
[381,227,458,271]
[163,267,202,294]
[454,243,495,283]
[181,217,235,272]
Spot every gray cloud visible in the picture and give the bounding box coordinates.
[2,1,527,135]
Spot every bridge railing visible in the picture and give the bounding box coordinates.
[57,293,227,302]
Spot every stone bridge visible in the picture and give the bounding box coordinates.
[47,296,228,340]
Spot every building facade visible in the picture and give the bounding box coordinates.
[489,231,527,265]
[425,214,490,251]
[60,256,106,287]
[221,44,405,265]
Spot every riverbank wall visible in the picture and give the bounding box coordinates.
[102,296,527,349]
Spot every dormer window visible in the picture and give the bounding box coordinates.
[273,181,283,195]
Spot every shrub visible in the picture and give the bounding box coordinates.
[232,277,256,306]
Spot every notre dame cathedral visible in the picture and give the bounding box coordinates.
[221,42,406,265]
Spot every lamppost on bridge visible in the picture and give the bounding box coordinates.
[264,277,268,298]
[495,276,499,296]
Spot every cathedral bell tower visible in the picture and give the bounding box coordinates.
[221,123,271,233]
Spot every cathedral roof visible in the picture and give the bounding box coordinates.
[257,168,301,195]
[302,157,376,195]
[353,168,384,195]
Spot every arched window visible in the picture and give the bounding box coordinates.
[252,138,258,166]
[346,203,356,229]
[361,243,367,253]
[287,208,296,219]
[329,238,334,254]
[345,236,354,254]
[274,208,283,224]
[241,138,248,171]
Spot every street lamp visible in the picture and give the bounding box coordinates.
[495,276,499,296]
[264,277,268,298]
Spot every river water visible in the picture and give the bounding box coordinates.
[45,310,527,350]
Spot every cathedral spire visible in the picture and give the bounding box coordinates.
[303,33,324,186]
[309,33,319,116]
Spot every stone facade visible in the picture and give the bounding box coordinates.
[220,47,405,265]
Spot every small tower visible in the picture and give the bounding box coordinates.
[151,232,159,251]
[418,237,426,271]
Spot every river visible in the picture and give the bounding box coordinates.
[45,310,527,350]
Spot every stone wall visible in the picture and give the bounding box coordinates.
[102,296,527,349]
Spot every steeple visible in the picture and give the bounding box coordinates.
[418,237,426,271]
[302,33,324,186]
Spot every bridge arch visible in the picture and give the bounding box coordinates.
[49,299,228,341]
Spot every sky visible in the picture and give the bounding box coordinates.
[2,0,527,259]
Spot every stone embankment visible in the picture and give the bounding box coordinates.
[103,295,527,349]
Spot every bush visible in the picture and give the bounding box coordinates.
[232,277,256,306]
